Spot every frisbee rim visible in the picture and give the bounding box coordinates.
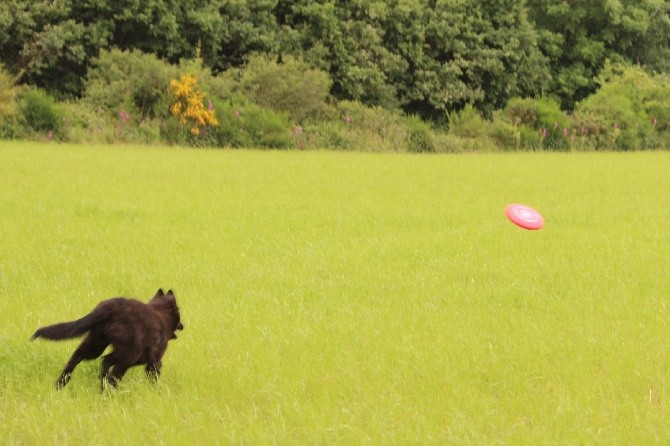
[505,203,544,230]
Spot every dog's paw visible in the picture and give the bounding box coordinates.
[55,373,71,390]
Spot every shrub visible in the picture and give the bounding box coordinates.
[84,49,178,121]
[326,100,410,151]
[445,104,517,151]
[0,116,21,140]
[335,100,403,135]
[461,137,501,152]
[160,116,187,147]
[168,74,219,136]
[62,100,109,130]
[210,102,292,149]
[182,60,242,106]
[433,133,467,153]
[488,116,520,150]
[404,115,434,153]
[19,89,65,137]
[504,97,571,150]
[0,64,24,139]
[575,62,670,150]
[448,104,490,139]
[0,64,22,119]
[240,55,332,121]
[304,121,353,150]
[241,105,292,148]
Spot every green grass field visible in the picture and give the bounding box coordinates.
[1,141,669,444]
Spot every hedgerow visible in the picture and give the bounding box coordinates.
[3,55,670,152]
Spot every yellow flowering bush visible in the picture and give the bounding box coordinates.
[168,74,218,135]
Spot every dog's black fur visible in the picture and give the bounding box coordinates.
[32,289,183,390]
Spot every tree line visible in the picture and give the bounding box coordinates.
[2,0,669,118]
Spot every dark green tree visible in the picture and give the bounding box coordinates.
[275,0,549,120]
[414,0,550,119]
[212,0,280,71]
[526,0,670,110]
[0,0,236,96]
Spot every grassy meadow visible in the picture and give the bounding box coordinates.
[1,141,670,444]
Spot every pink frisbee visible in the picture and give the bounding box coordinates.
[505,204,544,230]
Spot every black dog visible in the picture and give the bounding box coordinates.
[32,289,183,389]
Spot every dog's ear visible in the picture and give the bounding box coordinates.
[166,289,174,296]
[155,288,165,297]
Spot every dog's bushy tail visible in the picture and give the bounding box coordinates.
[31,307,109,341]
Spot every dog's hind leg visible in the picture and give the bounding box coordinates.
[145,361,162,382]
[106,364,130,388]
[56,333,108,390]
[100,353,132,389]
[100,354,116,390]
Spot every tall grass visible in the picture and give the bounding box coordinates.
[1,142,669,444]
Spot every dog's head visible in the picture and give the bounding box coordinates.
[152,288,184,339]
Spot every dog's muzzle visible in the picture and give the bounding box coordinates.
[171,322,184,339]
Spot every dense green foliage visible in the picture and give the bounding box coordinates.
[526,0,670,109]
[0,63,21,117]
[1,50,669,151]
[239,55,332,121]
[574,63,670,150]
[3,0,668,112]
[18,88,65,136]
[0,0,668,151]
[83,49,179,121]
